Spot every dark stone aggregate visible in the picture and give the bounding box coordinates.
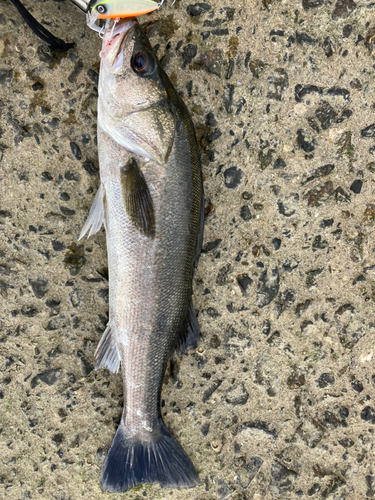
[223,166,243,188]
[70,142,81,160]
[29,277,49,298]
[350,179,363,194]
[187,3,211,16]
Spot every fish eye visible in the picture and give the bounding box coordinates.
[96,4,107,14]
[131,52,156,76]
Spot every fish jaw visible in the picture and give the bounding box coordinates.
[98,19,174,163]
[99,18,136,67]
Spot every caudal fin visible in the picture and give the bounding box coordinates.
[100,420,200,492]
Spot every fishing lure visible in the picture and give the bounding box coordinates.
[90,0,159,18]
[86,0,162,32]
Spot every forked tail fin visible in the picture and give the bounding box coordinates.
[100,420,200,492]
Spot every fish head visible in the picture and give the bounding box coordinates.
[99,19,175,164]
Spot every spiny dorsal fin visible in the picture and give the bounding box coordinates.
[120,158,155,239]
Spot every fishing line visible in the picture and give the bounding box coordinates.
[8,0,75,52]
[110,17,120,39]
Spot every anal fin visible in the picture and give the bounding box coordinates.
[79,183,106,241]
[95,325,121,373]
[179,303,200,354]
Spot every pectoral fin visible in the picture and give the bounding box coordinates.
[120,158,155,238]
[79,183,106,241]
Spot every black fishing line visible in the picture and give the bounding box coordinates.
[8,0,75,52]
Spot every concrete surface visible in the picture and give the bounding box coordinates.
[1,0,375,498]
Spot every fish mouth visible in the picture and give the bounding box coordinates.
[100,18,136,71]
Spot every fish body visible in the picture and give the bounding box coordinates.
[80,18,203,492]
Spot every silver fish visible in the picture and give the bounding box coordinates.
[80,18,203,492]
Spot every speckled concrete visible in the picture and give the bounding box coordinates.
[1,0,375,499]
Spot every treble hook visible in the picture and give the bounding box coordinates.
[110,17,121,39]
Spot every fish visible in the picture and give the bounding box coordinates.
[79,18,204,493]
